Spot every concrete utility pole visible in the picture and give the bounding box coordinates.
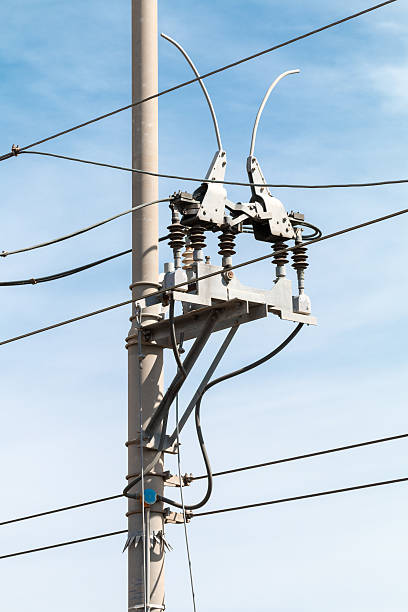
[127,1,164,610]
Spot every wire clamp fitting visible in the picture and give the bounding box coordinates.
[164,508,191,524]
[163,473,193,487]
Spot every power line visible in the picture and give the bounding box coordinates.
[0,250,131,286]
[192,476,408,518]
[0,199,169,258]
[2,475,407,559]
[0,529,127,561]
[2,431,407,528]
[0,235,171,287]
[21,150,408,190]
[0,494,123,527]
[1,205,406,347]
[193,432,408,481]
[0,1,397,160]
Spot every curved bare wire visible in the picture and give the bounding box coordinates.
[249,69,300,157]
[161,33,222,151]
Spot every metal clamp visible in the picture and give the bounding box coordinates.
[164,509,191,524]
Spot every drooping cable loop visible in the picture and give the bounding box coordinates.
[160,323,304,511]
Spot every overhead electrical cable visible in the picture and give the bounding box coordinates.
[0,0,397,160]
[0,205,406,347]
[19,150,408,190]
[193,432,408,481]
[0,235,171,287]
[2,475,408,560]
[2,431,407,527]
[0,529,128,560]
[0,199,169,258]
[192,476,408,518]
[0,250,131,286]
[0,494,123,527]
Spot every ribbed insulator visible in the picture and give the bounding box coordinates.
[291,243,308,272]
[167,221,185,251]
[272,239,289,267]
[218,229,236,259]
[182,245,194,269]
[188,225,206,251]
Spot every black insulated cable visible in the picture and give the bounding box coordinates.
[0,249,131,286]
[0,199,169,258]
[159,323,304,511]
[169,294,187,377]
[0,494,123,526]
[0,0,397,157]
[0,236,170,288]
[21,150,408,191]
[192,476,408,518]
[0,529,127,560]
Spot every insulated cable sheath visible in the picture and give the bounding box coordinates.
[20,150,408,190]
[0,199,169,258]
[169,294,187,377]
[192,476,408,517]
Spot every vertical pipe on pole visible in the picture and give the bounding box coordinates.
[128,2,164,611]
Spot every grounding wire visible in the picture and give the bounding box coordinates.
[0,0,397,159]
[175,395,198,612]
[2,475,408,560]
[1,205,407,347]
[159,323,303,511]
[2,431,408,527]
[0,198,169,258]
[19,150,408,190]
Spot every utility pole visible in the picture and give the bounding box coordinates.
[127,1,164,611]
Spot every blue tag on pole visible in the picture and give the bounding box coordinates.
[144,488,157,505]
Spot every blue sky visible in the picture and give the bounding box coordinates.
[1,1,407,610]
